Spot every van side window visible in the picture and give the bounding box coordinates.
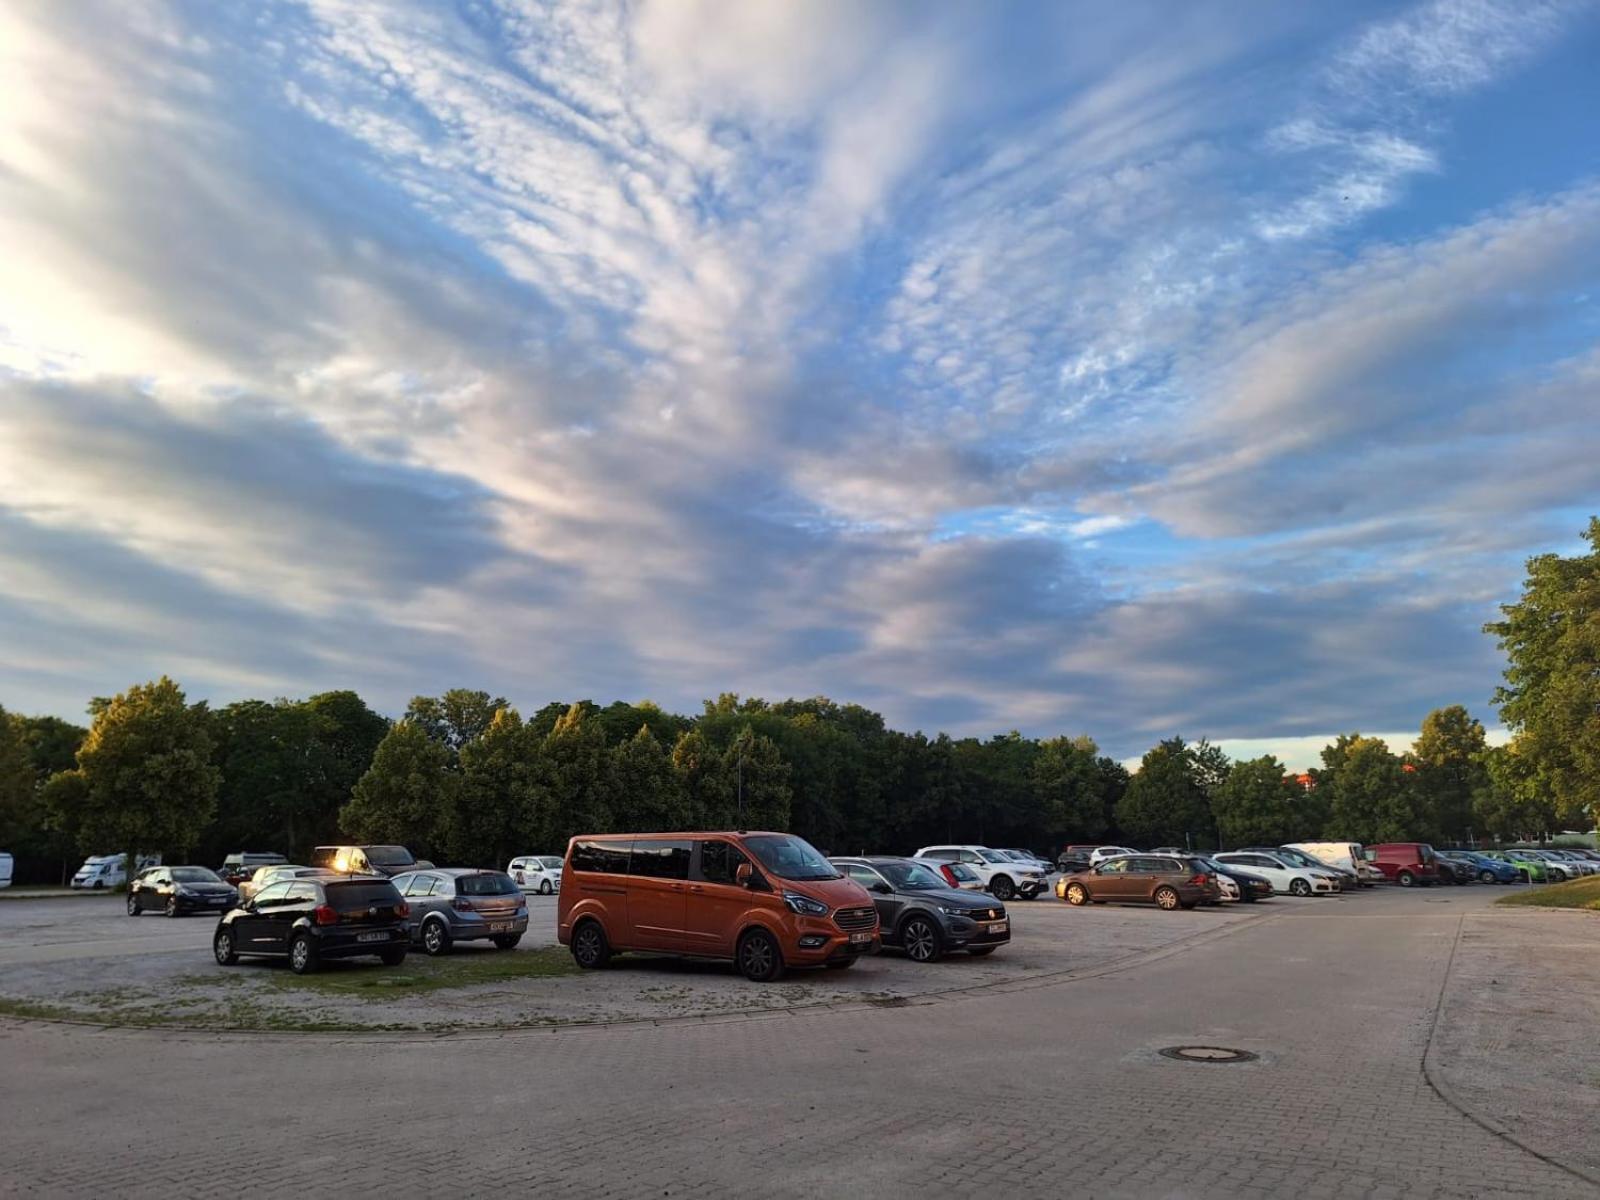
[699,840,749,885]
[630,840,691,880]
[571,840,630,874]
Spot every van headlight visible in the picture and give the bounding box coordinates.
[782,892,829,916]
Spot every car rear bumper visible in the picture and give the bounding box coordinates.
[447,914,530,941]
[318,925,410,957]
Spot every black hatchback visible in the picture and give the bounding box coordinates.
[213,876,411,974]
[830,856,1009,962]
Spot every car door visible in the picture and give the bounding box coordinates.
[271,882,320,949]
[681,839,755,957]
[625,840,691,951]
[405,873,444,930]
[237,881,293,952]
[1091,858,1132,900]
[845,864,902,931]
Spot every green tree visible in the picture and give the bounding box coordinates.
[1031,735,1105,843]
[1476,740,1553,842]
[0,705,34,846]
[1486,517,1600,832]
[17,715,87,782]
[1326,736,1423,844]
[456,708,542,865]
[1411,705,1489,842]
[343,720,457,857]
[1212,755,1297,847]
[72,677,220,874]
[405,689,509,751]
[1115,738,1213,849]
[671,729,727,828]
[609,726,690,832]
[541,703,612,846]
[718,726,791,833]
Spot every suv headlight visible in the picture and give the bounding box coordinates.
[937,905,971,917]
[782,892,829,916]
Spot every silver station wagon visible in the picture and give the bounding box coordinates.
[390,868,530,955]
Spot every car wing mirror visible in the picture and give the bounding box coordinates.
[735,862,754,888]
[871,882,892,894]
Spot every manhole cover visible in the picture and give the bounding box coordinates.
[1158,1045,1258,1063]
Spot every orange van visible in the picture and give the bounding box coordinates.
[557,831,880,981]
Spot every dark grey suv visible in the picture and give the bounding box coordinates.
[830,856,1009,962]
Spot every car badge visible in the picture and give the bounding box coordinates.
[368,906,377,915]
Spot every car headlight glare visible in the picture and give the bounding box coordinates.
[782,892,829,916]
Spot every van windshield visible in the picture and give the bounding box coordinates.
[362,846,416,867]
[744,835,840,882]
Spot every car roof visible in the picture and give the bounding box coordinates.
[410,867,507,876]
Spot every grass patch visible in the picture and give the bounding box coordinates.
[1496,877,1600,912]
[260,944,578,997]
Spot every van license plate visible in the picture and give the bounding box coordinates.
[357,931,386,943]
[849,932,872,945]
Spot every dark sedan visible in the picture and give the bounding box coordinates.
[128,866,238,918]
[831,856,1009,962]
[213,876,411,974]
[1197,856,1274,903]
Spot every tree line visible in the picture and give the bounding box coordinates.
[2,517,1596,882]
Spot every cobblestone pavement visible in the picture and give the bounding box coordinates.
[2,887,1594,1199]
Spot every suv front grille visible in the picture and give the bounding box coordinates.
[833,906,877,932]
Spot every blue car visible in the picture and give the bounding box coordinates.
[1444,851,1520,884]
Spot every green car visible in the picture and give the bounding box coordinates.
[1484,850,1547,882]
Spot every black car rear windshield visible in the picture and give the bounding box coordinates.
[362,846,416,867]
[457,872,518,896]
[324,881,402,910]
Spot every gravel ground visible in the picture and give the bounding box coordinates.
[0,888,1275,1030]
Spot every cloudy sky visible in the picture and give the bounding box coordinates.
[2,0,1597,766]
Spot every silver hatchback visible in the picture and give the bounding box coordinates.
[390,868,529,955]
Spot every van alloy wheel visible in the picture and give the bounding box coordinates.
[1154,886,1180,911]
[737,929,783,982]
[1398,870,1415,887]
[571,921,610,969]
[902,916,941,963]
[1065,883,1089,906]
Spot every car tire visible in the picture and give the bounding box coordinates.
[736,928,784,982]
[1065,882,1089,906]
[165,895,180,917]
[1289,878,1312,897]
[421,917,452,957]
[213,927,238,966]
[126,894,141,917]
[289,933,319,975]
[968,946,998,956]
[1479,869,1496,884]
[491,934,522,950]
[379,947,407,966]
[990,875,1016,901]
[539,879,553,895]
[900,915,943,963]
[571,919,611,969]
[1154,886,1180,911]
[1398,870,1415,887]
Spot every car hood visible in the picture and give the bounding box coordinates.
[914,886,1005,913]
[780,875,873,910]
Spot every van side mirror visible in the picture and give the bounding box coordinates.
[735,862,753,887]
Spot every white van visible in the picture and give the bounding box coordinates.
[0,851,14,889]
[70,853,161,890]
[1289,842,1378,887]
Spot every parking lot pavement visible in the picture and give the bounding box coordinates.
[3,884,1595,1198]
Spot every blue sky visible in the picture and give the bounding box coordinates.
[1,0,1597,768]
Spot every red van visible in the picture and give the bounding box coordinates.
[1363,843,1440,887]
[557,831,880,981]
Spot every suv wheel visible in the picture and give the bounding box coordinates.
[289,933,319,975]
[126,894,141,917]
[421,918,452,957]
[1289,878,1312,897]
[901,915,942,963]
[1065,882,1089,906]
[1153,886,1180,911]
[571,920,611,969]
[213,928,237,966]
[989,875,1016,902]
[736,928,784,982]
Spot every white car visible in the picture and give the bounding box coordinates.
[0,851,12,889]
[1089,845,1138,865]
[1213,872,1241,902]
[1001,849,1055,877]
[913,845,1047,901]
[508,855,563,894]
[1214,851,1340,897]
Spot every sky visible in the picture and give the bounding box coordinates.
[1,0,1598,769]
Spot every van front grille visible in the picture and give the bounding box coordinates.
[833,906,877,932]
